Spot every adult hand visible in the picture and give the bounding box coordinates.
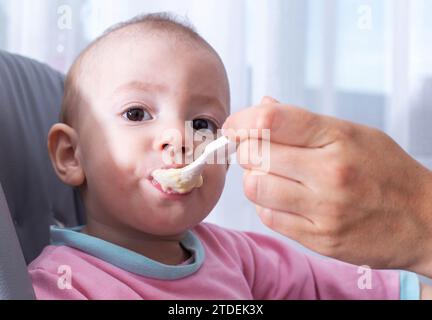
[222,97,432,278]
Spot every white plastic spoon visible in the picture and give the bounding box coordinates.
[152,136,237,194]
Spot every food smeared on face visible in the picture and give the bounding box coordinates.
[151,168,204,194]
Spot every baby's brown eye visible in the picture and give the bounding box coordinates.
[192,118,218,134]
[123,107,153,122]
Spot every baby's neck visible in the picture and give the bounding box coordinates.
[81,219,191,265]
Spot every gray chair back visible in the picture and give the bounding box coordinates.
[0,50,85,299]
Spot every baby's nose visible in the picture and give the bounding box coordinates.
[162,144,188,154]
[162,143,194,165]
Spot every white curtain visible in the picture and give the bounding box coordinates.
[1,0,432,241]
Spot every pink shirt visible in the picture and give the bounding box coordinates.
[28,223,419,300]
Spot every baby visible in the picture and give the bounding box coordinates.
[28,13,426,299]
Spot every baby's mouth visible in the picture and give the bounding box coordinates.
[149,175,186,195]
[148,165,204,195]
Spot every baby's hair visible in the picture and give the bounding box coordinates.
[103,12,200,43]
[59,12,227,126]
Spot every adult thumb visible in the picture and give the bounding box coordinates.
[261,96,280,105]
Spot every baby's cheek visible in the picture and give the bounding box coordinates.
[203,165,227,194]
[85,136,144,187]
[108,150,139,177]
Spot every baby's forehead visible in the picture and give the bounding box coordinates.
[98,34,227,93]
[81,25,225,84]
[64,25,230,125]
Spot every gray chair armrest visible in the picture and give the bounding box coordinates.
[0,183,35,300]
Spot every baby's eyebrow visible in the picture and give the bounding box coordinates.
[190,94,228,116]
[114,80,169,94]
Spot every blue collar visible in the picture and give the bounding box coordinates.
[50,225,205,280]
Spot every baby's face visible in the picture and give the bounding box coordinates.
[75,34,230,236]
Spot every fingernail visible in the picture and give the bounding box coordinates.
[259,207,273,223]
[261,96,279,104]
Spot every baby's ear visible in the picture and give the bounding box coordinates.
[47,123,85,187]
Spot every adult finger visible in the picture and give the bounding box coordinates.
[222,97,342,148]
[237,139,319,182]
[255,205,315,242]
[243,170,316,215]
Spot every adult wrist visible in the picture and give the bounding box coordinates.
[408,169,432,278]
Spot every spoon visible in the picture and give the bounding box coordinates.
[151,136,237,194]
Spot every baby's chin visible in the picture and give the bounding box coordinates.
[121,170,224,233]
[128,207,206,237]
[124,180,207,224]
